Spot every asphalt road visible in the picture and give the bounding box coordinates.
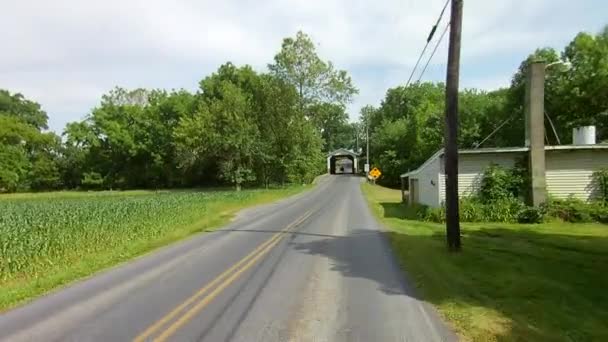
[0,175,456,342]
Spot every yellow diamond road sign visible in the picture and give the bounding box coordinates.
[369,167,382,179]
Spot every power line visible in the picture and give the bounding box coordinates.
[405,0,451,87]
[405,42,431,87]
[473,115,514,149]
[430,0,450,35]
[472,110,562,149]
[415,21,450,83]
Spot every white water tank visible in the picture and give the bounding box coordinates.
[573,126,596,145]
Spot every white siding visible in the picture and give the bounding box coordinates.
[439,152,523,202]
[410,156,441,207]
[546,149,608,201]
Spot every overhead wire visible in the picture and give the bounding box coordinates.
[473,116,514,149]
[405,0,451,87]
[415,21,450,83]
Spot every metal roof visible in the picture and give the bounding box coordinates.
[327,148,359,157]
[400,144,608,178]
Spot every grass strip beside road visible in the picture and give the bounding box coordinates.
[0,186,309,312]
[361,183,608,342]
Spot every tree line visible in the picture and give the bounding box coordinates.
[0,32,357,192]
[363,26,608,187]
[4,27,605,192]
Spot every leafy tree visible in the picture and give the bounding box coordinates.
[203,82,259,190]
[308,103,349,151]
[269,31,358,111]
[62,87,198,189]
[361,82,513,186]
[554,27,608,141]
[0,143,29,192]
[503,48,560,146]
[0,90,61,192]
[268,31,359,159]
[0,90,49,130]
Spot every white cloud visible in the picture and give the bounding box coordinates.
[1,0,606,131]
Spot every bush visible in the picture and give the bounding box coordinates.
[420,197,530,223]
[483,197,525,222]
[517,205,547,224]
[399,203,431,221]
[459,198,485,222]
[592,206,608,224]
[545,197,608,224]
[81,172,104,189]
[424,206,446,223]
[479,164,524,203]
[588,201,608,224]
[547,197,594,223]
[594,168,608,204]
[408,163,607,224]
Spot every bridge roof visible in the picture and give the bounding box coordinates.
[327,148,359,157]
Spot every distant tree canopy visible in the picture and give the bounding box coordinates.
[3,27,606,192]
[362,26,608,187]
[0,32,356,192]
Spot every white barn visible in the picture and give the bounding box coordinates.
[401,144,608,208]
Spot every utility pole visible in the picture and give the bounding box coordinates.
[363,118,371,181]
[366,121,370,173]
[525,61,547,207]
[444,0,463,251]
[356,126,359,153]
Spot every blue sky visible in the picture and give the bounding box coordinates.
[1,0,607,133]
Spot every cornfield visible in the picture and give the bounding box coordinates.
[0,190,258,281]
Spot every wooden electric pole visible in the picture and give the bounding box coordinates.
[444,0,462,251]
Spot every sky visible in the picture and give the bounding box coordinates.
[2,0,607,133]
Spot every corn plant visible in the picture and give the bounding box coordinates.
[0,190,257,281]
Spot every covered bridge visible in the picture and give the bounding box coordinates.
[327,149,359,174]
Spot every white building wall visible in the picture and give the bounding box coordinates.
[414,147,607,207]
[545,149,608,201]
[410,156,441,207]
[439,152,522,203]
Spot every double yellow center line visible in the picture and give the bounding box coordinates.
[133,210,315,342]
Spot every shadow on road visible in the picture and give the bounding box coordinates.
[291,228,420,298]
[288,205,608,341]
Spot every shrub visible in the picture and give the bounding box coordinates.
[410,164,607,224]
[400,203,431,221]
[459,198,485,222]
[594,168,608,204]
[424,206,446,223]
[81,172,104,189]
[589,202,608,224]
[479,164,524,203]
[421,197,528,223]
[483,197,525,222]
[547,197,593,223]
[517,205,547,224]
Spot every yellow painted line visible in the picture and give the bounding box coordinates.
[153,220,296,342]
[133,210,314,342]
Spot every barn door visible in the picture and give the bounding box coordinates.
[410,179,419,204]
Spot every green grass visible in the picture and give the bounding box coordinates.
[362,183,608,342]
[0,186,308,311]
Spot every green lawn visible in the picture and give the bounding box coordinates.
[0,186,308,312]
[362,183,608,342]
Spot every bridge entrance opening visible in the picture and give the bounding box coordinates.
[327,149,358,175]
